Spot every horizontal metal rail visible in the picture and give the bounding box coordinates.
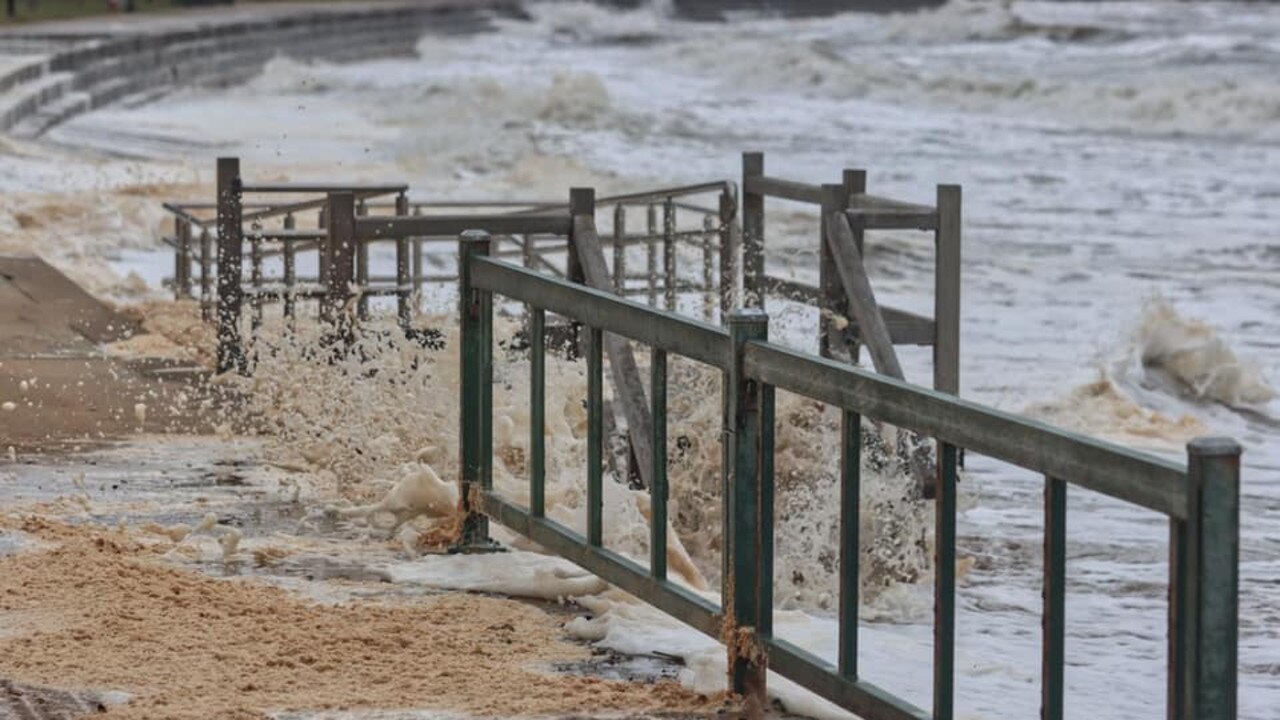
[744,174,822,204]
[354,214,572,239]
[239,182,408,194]
[743,340,1188,518]
[470,256,730,369]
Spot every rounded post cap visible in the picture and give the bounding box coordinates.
[459,229,492,245]
[1188,436,1242,458]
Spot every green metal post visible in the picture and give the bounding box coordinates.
[283,212,297,322]
[839,409,861,679]
[215,157,243,374]
[727,308,769,701]
[530,308,546,518]
[1171,437,1241,720]
[323,192,356,334]
[587,326,604,547]
[664,197,676,311]
[934,441,957,720]
[395,193,411,329]
[742,152,764,308]
[719,186,736,318]
[455,230,498,553]
[1043,476,1066,720]
[650,348,668,580]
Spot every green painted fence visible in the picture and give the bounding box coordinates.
[454,204,1239,720]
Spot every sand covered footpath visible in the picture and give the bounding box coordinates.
[0,517,723,719]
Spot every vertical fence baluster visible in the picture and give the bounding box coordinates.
[719,186,736,319]
[742,152,764,308]
[250,229,264,330]
[356,199,369,321]
[1043,476,1067,720]
[759,376,775,641]
[614,204,626,295]
[842,169,867,364]
[215,157,243,374]
[587,326,604,547]
[647,203,658,306]
[663,198,676,311]
[727,309,768,701]
[283,213,296,321]
[412,204,424,298]
[1171,438,1241,720]
[819,184,843,360]
[174,217,191,301]
[839,410,862,679]
[200,229,212,321]
[395,194,411,329]
[457,230,494,550]
[702,215,715,321]
[650,348,667,580]
[530,308,546,518]
[934,441,958,720]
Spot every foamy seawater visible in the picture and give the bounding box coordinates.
[12,1,1280,718]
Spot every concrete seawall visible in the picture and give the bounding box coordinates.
[0,0,520,138]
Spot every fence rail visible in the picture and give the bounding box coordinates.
[163,155,1239,720]
[455,238,1240,720]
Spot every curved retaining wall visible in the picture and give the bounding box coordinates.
[0,1,519,138]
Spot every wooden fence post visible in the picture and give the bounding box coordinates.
[215,157,243,374]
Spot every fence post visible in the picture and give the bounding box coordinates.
[200,229,213,321]
[174,217,191,300]
[215,157,243,374]
[702,214,716,321]
[323,192,357,337]
[355,199,370,321]
[934,185,961,396]
[282,212,296,322]
[819,184,844,360]
[395,193,411,330]
[726,308,768,703]
[663,197,676,311]
[1171,437,1241,720]
[613,203,626,293]
[719,185,737,318]
[456,230,498,552]
[566,188,594,359]
[842,169,866,364]
[742,152,765,308]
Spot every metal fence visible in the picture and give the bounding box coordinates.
[454,226,1240,720]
